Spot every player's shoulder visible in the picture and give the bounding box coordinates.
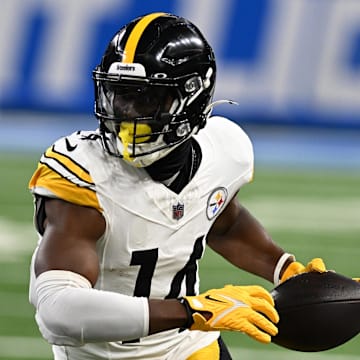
[30,129,102,210]
[195,115,254,190]
[51,130,102,157]
[42,129,104,169]
[200,116,253,159]
[205,116,251,143]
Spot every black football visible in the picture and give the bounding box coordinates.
[271,271,360,352]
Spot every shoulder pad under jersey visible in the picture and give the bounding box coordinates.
[28,131,102,211]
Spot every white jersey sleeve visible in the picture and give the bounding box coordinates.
[195,115,254,203]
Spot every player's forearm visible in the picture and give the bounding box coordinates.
[32,269,192,346]
[208,205,285,282]
[148,299,189,334]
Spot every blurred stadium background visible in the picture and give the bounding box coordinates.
[0,0,359,359]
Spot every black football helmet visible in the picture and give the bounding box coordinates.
[93,12,216,167]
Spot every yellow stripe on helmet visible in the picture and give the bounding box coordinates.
[123,12,167,63]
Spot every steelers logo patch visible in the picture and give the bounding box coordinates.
[206,187,228,220]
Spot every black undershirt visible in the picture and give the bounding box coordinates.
[145,138,202,194]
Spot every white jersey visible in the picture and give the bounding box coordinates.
[29,116,254,359]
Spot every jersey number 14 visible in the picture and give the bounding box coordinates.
[130,236,204,298]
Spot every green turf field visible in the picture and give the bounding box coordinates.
[0,152,359,359]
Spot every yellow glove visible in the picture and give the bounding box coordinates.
[353,278,360,283]
[281,258,326,283]
[182,285,279,344]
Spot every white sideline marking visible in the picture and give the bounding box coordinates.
[0,336,51,358]
[243,197,360,232]
[0,218,38,261]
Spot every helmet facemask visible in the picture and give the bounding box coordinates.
[93,69,212,167]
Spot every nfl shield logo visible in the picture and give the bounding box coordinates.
[172,202,184,220]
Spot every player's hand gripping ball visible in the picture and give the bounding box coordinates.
[182,285,279,343]
[281,258,326,283]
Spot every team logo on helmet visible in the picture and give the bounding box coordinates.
[206,187,228,220]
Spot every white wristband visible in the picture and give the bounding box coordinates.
[273,253,296,285]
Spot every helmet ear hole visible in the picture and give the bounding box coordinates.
[184,76,203,93]
[176,123,191,137]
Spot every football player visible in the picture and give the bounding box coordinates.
[28,12,327,360]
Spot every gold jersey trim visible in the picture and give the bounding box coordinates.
[29,163,101,212]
